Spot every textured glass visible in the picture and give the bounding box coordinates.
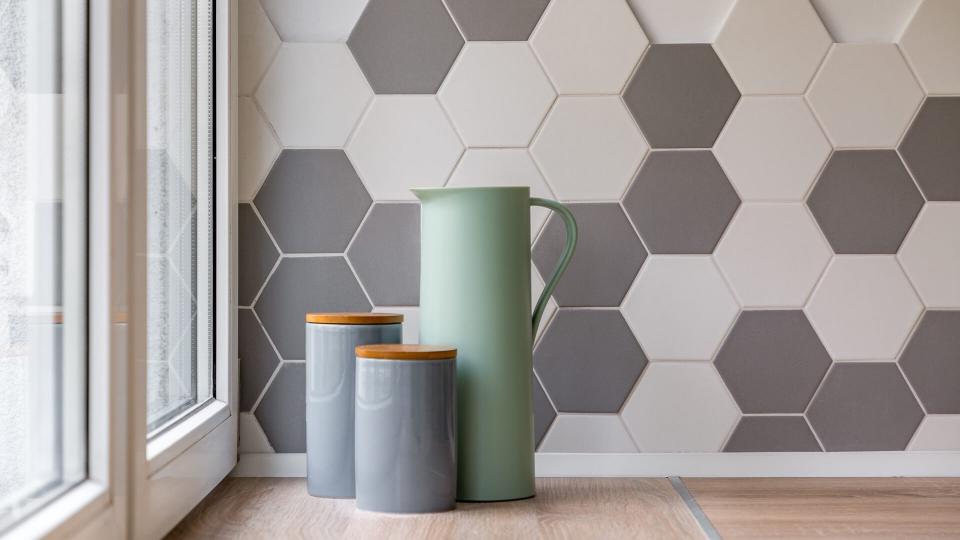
[0,0,86,530]
[146,0,214,433]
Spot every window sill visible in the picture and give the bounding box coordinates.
[147,399,231,475]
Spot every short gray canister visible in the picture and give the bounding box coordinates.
[305,313,403,498]
[355,344,457,513]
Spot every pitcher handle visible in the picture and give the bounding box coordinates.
[529,198,577,336]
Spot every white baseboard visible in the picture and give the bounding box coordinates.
[233,451,960,478]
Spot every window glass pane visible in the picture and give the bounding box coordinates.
[0,0,86,530]
[146,0,214,434]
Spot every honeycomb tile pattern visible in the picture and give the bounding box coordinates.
[239,0,960,455]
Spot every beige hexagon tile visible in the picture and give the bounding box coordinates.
[807,44,923,148]
[260,0,368,42]
[531,0,648,94]
[239,0,280,96]
[239,411,275,453]
[714,0,832,95]
[908,415,960,451]
[811,0,921,43]
[622,256,739,361]
[713,96,831,201]
[372,306,419,344]
[627,0,735,44]
[530,97,648,201]
[438,43,555,148]
[900,0,960,94]
[805,256,923,361]
[256,43,372,148]
[621,363,740,452]
[899,204,960,308]
[715,204,831,308]
[531,266,558,343]
[448,149,554,239]
[346,96,464,201]
[539,415,638,453]
[239,97,280,202]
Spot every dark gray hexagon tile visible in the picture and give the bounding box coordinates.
[255,257,371,360]
[624,150,740,254]
[807,150,924,254]
[238,309,280,412]
[255,362,306,453]
[534,309,647,413]
[724,416,822,452]
[533,204,647,307]
[716,311,832,414]
[533,374,556,450]
[444,0,549,41]
[254,150,371,255]
[239,204,279,307]
[807,363,923,451]
[899,97,960,201]
[624,44,740,149]
[347,204,420,306]
[348,0,464,94]
[899,310,960,414]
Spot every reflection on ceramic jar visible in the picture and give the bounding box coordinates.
[304,313,402,499]
[355,345,456,514]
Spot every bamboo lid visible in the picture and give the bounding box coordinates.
[305,312,403,325]
[356,344,457,360]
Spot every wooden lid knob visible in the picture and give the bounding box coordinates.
[305,312,403,325]
[355,344,457,360]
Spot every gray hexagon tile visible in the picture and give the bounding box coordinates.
[623,45,739,149]
[805,256,922,361]
[534,310,647,413]
[807,363,923,451]
[532,204,647,307]
[899,97,960,201]
[714,0,831,95]
[238,203,279,307]
[346,204,420,307]
[807,150,923,255]
[347,0,464,94]
[438,42,555,147]
[255,150,371,255]
[530,0,648,94]
[724,416,822,452]
[533,374,556,449]
[444,0,550,41]
[806,44,923,149]
[255,363,306,453]
[716,311,832,414]
[624,150,740,255]
[260,0,368,42]
[238,309,280,412]
[256,257,371,360]
[255,44,372,147]
[900,311,960,414]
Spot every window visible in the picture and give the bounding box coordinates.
[145,0,215,435]
[0,0,87,531]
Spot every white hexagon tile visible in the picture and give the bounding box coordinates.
[805,256,923,361]
[347,96,464,201]
[237,0,960,456]
[530,96,648,201]
[622,256,739,361]
[531,0,648,94]
[256,43,372,147]
[438,43,555,147]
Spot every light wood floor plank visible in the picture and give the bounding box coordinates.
[684,477,960,540]
[166,477,706,540]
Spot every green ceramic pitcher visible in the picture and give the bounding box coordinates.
[412,186,577,502]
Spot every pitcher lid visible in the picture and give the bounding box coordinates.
[306,312,403,325]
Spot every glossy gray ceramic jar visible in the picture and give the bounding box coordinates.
[355,345,457,513]
[304,314,403,498]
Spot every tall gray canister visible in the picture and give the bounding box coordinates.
[305,312,403,498]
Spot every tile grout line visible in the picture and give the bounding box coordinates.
[668,477,723,540]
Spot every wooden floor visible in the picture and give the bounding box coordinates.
[167,477,960,539]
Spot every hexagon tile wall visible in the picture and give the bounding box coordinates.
[237,0,960,456]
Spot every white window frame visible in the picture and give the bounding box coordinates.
[3,1,238,538]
